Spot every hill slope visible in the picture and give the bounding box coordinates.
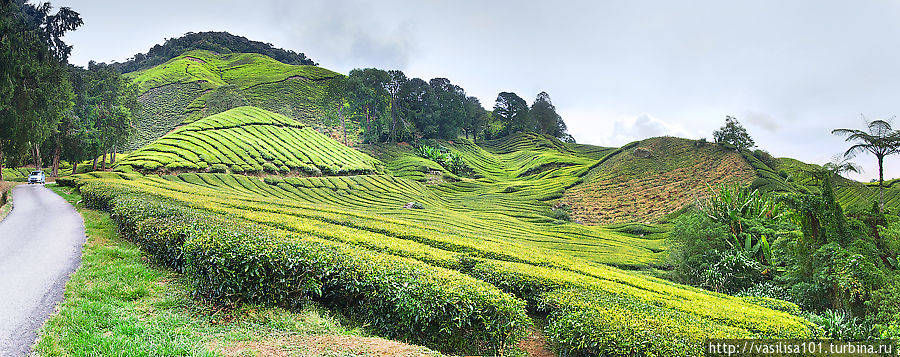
[561,137,757,224]
[118,106,380,175]
[125,50,343,150]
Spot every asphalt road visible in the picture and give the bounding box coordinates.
[0,184,85,356]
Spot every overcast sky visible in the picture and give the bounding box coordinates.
[55,0,900,182]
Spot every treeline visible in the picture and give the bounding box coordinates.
[324,68,574,144]
[0,1,138,179]
[110,31,317,73]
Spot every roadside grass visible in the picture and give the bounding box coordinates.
[0,181,19,221]
[37,184,437,357]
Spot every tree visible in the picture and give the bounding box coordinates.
[530,91,575,143]
[832,117,900,212]
[493,92,528,136]
[713,116,755,150]
[386,70,409,142]
[0,0,82,179]
[463,96,488,142]
[348,68,391,143]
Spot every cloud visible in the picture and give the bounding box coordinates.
[743,110,779,132]
[266,0,416,71]
[607,114,693,145]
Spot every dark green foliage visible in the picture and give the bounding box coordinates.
[713,116,755,150]
[111,31,316,74]
[780,179,892,318]
[493,92,530,136]
[530,92,574,143]
[669,214,767,293]
[698,184,783,265]
[0,0,81,177]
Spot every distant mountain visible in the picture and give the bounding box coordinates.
[110,31,316,73]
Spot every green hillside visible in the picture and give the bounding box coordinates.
[125,50,343,150]
[561,137,757,224]
[117,106,380,175]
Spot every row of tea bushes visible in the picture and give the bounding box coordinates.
[77,179,528,355]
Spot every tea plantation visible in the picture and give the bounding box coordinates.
[52,102,824,355]
[118,106,380,176]
[124,50,344,150]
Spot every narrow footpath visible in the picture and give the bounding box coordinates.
[0,184,85,356]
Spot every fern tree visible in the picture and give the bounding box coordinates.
[832,118,900,212]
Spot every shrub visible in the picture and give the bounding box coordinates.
[262,162,278,173]
[548,207,571,222]
[278,165,290,174]
[210,164,228,173]
[230,164,245,173]
[142,162,161,171]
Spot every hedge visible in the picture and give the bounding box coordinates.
[77,180,529,355]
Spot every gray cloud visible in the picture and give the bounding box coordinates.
[743,111,779,133]
[266,0,416,71]
[608,114,692,145]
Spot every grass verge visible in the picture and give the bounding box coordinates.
[0,181,18,221]
[36,184,439,357]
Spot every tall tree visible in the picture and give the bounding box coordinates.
[531,92,558,135]
[81,62,139,170]
[713,115,755,150]
[529,91,574,142]
[386,70,408,142]
[493,92,528,136]
[463,96,488,142]
[832,117,900,212]
[348,68,391,143]
[0,0,82,179]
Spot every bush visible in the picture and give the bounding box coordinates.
[548,207,571,222]
[210,163,228,173]
[142,162,161,171]
[262,162,278,173]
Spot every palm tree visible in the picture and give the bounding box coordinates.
[832,117,900,212]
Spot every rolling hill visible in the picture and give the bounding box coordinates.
[125,50,343,150]
[118,106,380,175]
[561,137,757,224]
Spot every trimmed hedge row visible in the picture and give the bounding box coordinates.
[77,180,529,355]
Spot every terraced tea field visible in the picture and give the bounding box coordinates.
[65,171,814,356]
[118,107,380,175]
[561,137,757,224]
[124,50,345,149]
